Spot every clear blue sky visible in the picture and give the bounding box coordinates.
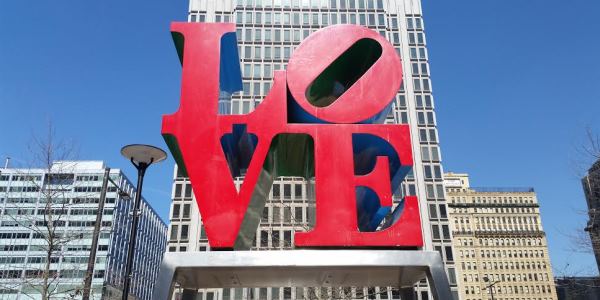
[1,0,599,276]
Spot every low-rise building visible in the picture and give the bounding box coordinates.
[445,172,558,300]
[0,161,167,299]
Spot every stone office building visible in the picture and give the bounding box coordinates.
[445,172,558,300]
[0,161,167,299]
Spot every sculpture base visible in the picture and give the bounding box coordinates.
[152,250,452,300]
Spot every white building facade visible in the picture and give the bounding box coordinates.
[0,161,167,300]
[168,0,457,299]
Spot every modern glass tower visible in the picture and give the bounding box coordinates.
[167,0,457,299]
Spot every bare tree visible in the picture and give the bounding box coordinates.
[0,123,89,299]
[578,127,600,163]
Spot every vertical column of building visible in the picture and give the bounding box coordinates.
[106,170,133,298]
[167,168,197,253]
[129,189,168,300]
[385,1,457,298]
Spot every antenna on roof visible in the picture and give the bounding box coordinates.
[4,157,10,169]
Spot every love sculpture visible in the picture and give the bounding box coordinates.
[162,22,422,250]
[153,22,454,300]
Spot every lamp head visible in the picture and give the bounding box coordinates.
[121,144,167,166]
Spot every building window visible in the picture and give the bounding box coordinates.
[445,246,454,261]
[447,268,456,284]
[295,207,303,222]
[273,207,281,224]
[284,207,291,223]
[429,204,437,219]
[170,225,178,240]
[272,231,280,248]
[439,204,447,219]
[174,184,182,198]
[183,204,191,218]
[172,204,180,219]
[200,226,207,239]
[181,225,189,240]
[184,184,193,198]
[260,230,268,248]
[284,230,292,247]
[442,225,450,239]
[432,225,440,240]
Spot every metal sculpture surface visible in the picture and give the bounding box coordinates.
[162,23,422,250]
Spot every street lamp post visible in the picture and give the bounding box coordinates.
[483,276,499,300]
[120,144,167,300]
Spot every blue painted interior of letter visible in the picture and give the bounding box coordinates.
[219,31,243,114]
[221,124,258,178]
[352,134,412,231]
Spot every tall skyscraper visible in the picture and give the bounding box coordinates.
[445,172,558,300]
[0,161,167,300]
[582,159,600,274]
[168,0,457,299]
